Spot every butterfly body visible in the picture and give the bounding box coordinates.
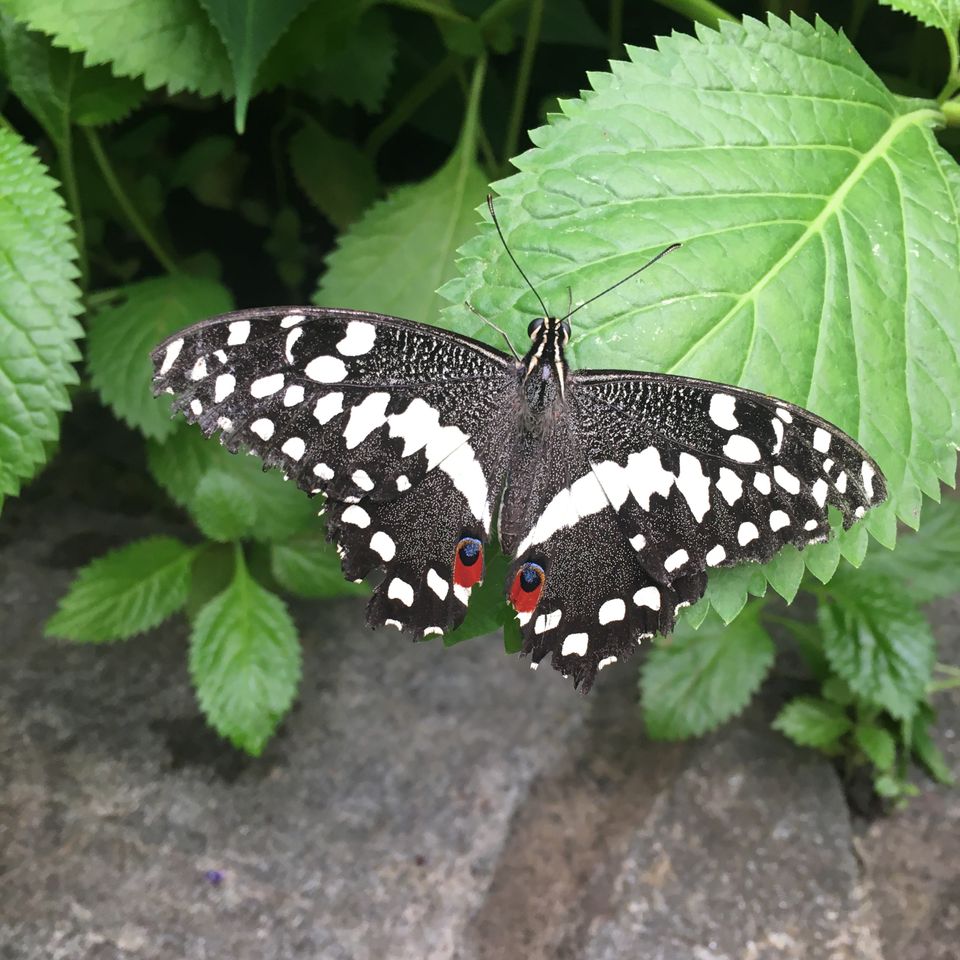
[153,304,885,693]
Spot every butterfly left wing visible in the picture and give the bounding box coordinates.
[503,369,885,692]
[151,306,518,637]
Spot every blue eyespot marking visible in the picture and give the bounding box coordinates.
[457,537,481,566]
[519,562,544,592]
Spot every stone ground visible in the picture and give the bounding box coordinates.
[1,499,958,960]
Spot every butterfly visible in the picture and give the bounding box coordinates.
[152,199,886,693]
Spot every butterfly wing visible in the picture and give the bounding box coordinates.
[502,370,885,691]
[152,307,518,636]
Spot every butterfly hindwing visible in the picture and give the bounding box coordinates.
[152,307,516,635]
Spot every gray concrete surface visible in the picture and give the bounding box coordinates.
[0,499,957,960]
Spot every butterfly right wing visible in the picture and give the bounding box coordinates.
[152,306,519,635]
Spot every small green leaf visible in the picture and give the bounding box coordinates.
[316,137,488,329]
[772,696,853,750]
[821,675,855,706]
[854,723,897,771]
[443,547,513,646]
[911,702,956,784]
[197,0,315,132]
[873,771,917,799]
[818,571,936,720]
[0,0,232,98]
[642,605,775,740]
[193,470,258,542]
[86,275,233,441]
[148,425,316,542]
[700,565,767,624]
[861,497,960,604]
[0,126,82,513]
[190,551,301,755]
[879,0,960,37]
[270,537,368,599]
[289,120,379,229]
[46,537,195,642]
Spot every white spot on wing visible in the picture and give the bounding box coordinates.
[771,417,784,454]
[773,465,800,495]
[305,355,348,382]
[217,416,233,432]
[336,320,376,356]
[215,373,235,402]
[396,475,411,492]
[776,407,793,423]
[313,462,334,480]
[723,434,761,463]
[282,436,305,461]
[706,544,726,566]
[813,428,832,452]
[664,549,689,572]
[159,338,183,375]
[314,392,344,424]
[633,586,660,610]
[598,656,617,670]
[342,505,370,528]
[716,467,743,505]
[385,618,403,630]
[754,472,771,495]
[344,392,390,449]
[855,505,865,518]
[190,357,207,381]
[676,452,711,522]
[283,384,304,407]
[737,521,759,545]
[835,471,847,493]
[561,633,588,657]
[427,568,449,600]
[861,461,876,499]
[709,393,738,430]
[599,598,626,624]
[227,320,250,345]
[534,609,562,634]
[804,519,818,531]
[190,399,202,415]
[629,533,646,551]
[370,531,396,561]
[251,418,274,440]
[285,327,303,363]
[812,478,828,507]
[280,313,305,328]
[352,469,374,491]
[251,373,284,397]
[769,510,790,531]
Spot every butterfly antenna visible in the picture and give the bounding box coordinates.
[561,242,682,322]
[487,195,550,318]
[465,300,520,361]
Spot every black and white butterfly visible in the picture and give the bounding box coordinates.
[152,206,885,693]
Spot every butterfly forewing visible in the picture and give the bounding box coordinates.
[152,307,517,636]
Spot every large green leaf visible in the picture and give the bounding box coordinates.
[879,0,960,36]
[641,605,775,739]
[0,126,82,512]
[315,136,488,329]
[818,570,936,720]
[86,275,232,441]
[0,16,145,146]
[46,536,196,642]
[196,0,315,132]
[190,551,300,754]
[772,696,853,750]
[148,424,317,542]
[0,0,232,98]
[270,537,368,599]
[441,15,960,622]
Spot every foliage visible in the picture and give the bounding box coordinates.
[0,0,958,777]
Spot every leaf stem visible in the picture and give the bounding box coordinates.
[383,0,471,24]
[477,0,526,28]
[57,124,88,288]
[938,26,960,102]
[650,0,736,29]
[609,0,623,58]
[502,0,544,169]
[365,53,460,156]
[83,127,179,275]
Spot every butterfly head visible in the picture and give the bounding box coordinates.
[523,316,570,392]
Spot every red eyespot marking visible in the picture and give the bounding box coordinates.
[453,537,484,588]
[509,562,545,613]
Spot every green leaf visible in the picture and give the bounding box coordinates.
[289,120,379,229]
[818,570,936,720]
[821,675,855,706]
[911,704,956,784]
[196,0,315,132]
[192,470,259,542]
[270,537,368,599]
[861,497,960,604]
[879,0,960,36]
[854,722,897,771]
[642,605,775,740]
[442,15,960,620]
[190,551,300,754]
[86,275,232,441]
[0,17,145,144]
[308,8,396,112]
[0,126,82,513]
[148,424,317,542]
[772,696,853,750]
[46,536,195,642]
[0,0,233,98]
[315,136,488,329]
[443,547,514,646]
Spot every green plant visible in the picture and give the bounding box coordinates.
[0,0,957,776]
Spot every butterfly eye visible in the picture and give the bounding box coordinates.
[527,317,545,339]
[509,561,545,614]
[453,537,484,588]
